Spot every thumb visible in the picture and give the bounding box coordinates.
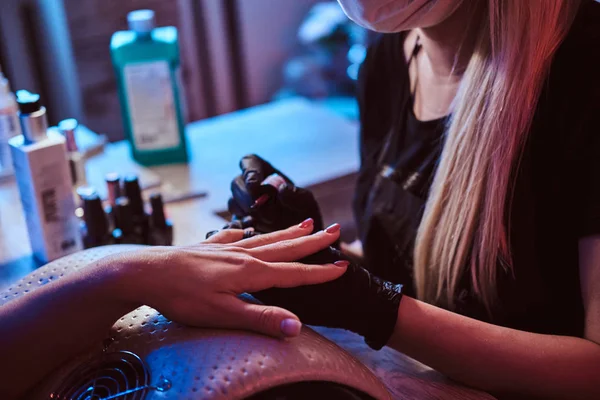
[240,155,271,195]
[231,299,303,338]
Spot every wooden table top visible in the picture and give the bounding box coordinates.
[0,99,495,400]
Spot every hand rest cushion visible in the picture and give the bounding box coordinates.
[0,245,391,400]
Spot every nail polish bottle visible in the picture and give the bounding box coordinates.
[76,186,97,201]
[104,172,121,231]
[113,196,144,244]
[123,174,149,243]
[9,91,82,262]
[75,185,97,231]
[148,192,173,245]
[58,118,87,191]
[81,193,112,248]
[105,173,122,207]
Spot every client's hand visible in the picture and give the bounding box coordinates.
[111,218,344,339]
[252,237,403,350]
[0,219,344,399]
[228,154,324,232]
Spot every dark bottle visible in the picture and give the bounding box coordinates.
[81,193,112,248]
[113,196,144,244]
[105,173,122,207]
[104,173,121,231]
[76,186,98,202]
[75,186,97,221]
[123,174,149,243]
[148,193,173,246]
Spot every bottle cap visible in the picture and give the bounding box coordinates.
[150,192,167,228]
[16,90,42,114]
[58,118,79,152]
[76,186,98,201]
[16,90,47,143]
[105,173,121,207]
[123,175,144,216]
[128,10,156,34]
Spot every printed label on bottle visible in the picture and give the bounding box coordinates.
[175,66,188,123]
[123,60,181,151]
[0,113,20,173]
[12,137,82,262]
[36,158,81,259]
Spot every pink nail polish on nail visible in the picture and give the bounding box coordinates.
[281,318,302,336]
[334,260,350,268]
[325,223,341,234]
[299,218,314,229]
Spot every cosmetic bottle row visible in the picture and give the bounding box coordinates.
[78,173,173,249]
[1,6,185,263]
[6,87,172,263]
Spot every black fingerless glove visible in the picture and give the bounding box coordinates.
[253,247,403,350]
[228,154,324,233]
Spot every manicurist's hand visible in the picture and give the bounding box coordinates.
[111,218,345,338]
[228,154,324,233]
[250,228,403,350]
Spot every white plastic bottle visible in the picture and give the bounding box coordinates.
[9,90,83,263]
[0,69,20,181]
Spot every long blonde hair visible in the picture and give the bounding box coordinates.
[414,0,581,312]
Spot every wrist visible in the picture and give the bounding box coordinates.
[91,251,146,310]
[342,261,402,350]
[363,278,403,350]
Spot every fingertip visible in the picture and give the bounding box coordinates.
[325,223,341,234]
[280,318,302,337]
[328,263,348,278]
[240,303,301,339]
[297,218,314,230]
[311,263,348,281]
[203,228,244,244]
[323,263,348,280]
[312,224,342,246]
[245,171,259,185]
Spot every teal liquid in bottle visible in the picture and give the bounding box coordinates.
[111,10,188,166]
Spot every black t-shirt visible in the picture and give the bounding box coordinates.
[354,0,600,337]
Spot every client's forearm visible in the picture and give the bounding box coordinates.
[0,257,139,399]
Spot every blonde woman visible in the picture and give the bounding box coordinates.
[226,0,600,398]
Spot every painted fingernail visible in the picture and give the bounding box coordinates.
[325,223,341,234]
[298,218,314,229]
[334,260,350,268]
[281,318,302,337]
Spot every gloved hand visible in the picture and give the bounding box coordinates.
[228,154,324,233]
[252,246,403,350]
